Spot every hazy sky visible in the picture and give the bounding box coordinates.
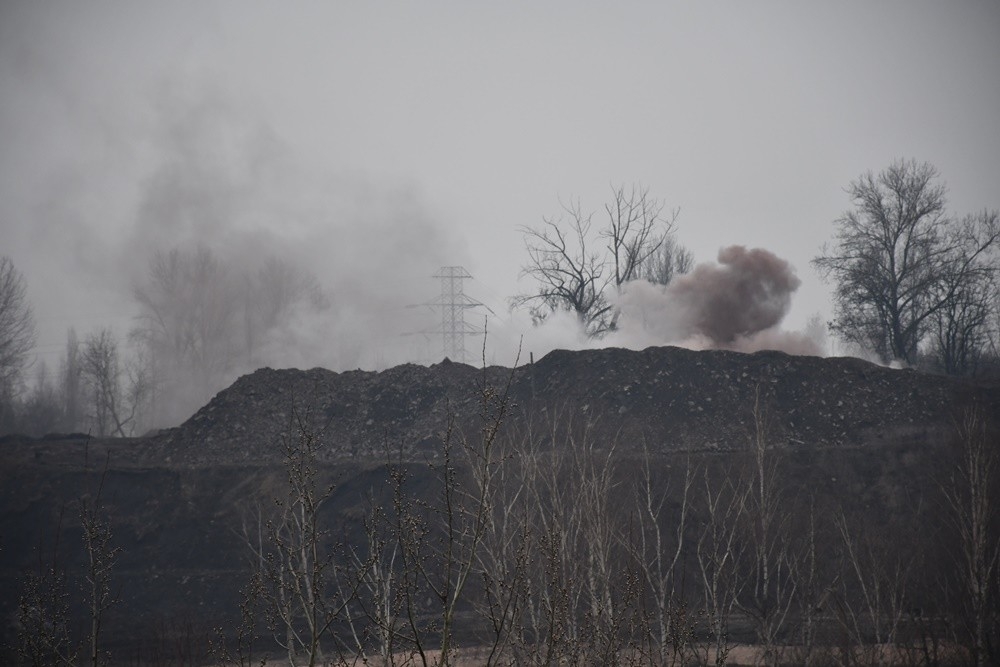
[2,1,999,373]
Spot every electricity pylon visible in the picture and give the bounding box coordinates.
[426,266,488,363]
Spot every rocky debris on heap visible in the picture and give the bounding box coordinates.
[143,345,998,466]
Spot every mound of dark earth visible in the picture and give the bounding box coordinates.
[1,345,997,656]
[147,345,997,465]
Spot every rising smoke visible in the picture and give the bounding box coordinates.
[7,83,820,429]
[616,245,822,355]
[496,245,822,363]
[118,94,462,423]
[613,245,822,355]
[10,87,461,428]
[670,245,799,343]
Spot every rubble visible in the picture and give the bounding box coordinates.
[145,345,999,466]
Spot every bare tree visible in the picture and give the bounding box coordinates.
[16,563,76,667]
[570,430,634,664]
[347,495,402,665]
[511,413,582,664]
[17,360,64,436]
[737,389,798,667]
[507,408,641,665]
[16,445,121,667]
[831,511,910,666]
[940,405,1000,667]
[512,204,612,337]
[80,329,149,437]
[788,495,839,667]
[61,328,83,432]
[985,290,1000,373]
[603,184,677,288]
[638,234,694,286]
[78,449,121,667]
[928,211,1000,376]
[695,463,749,667]
[210,568,266,667]
[628,447,695,666]
[258,410,362,666]
[473,402,532,666]
[0,256,36,411]
[380,357,517,667]
[80,330,120,437]
[813,160,1000,365]
[512,184,678,338]
[133,247,329,426]
[132,246,238,423]
[16,505,77,667]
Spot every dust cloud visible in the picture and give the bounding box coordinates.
[11,85,817,427]
[618,245,822,355]
[493,246,822,365]
[17,89,462,427]
[668,246,800,344]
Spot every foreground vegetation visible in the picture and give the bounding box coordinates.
[9,360,999,667]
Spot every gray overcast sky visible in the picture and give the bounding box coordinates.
[2,1,999,371]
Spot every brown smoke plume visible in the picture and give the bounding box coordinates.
[610,245,822,356]
[670,245,799,344]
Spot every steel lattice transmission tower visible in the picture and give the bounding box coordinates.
[427,266,487,363]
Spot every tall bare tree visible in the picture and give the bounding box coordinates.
[79,450,121,667]
[133,247,329,426]
[61,328,83,432]
[832,511,911,667]
[257,410,363,667]
[507,409,640,665]
[388,362,516,667]
[132,246,237,416]
[80,329,149,437]
[813,160,1000,365]
[629,447,695,665]
[512,184,678,338]
[737,389,798,667]
[928,211,1000,375]
[603,185,677,288]
[19,361,62,436]
[788,495,840,667]
[941,406,1000,667]
[0,256,36,417]
[695,463,748,667]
